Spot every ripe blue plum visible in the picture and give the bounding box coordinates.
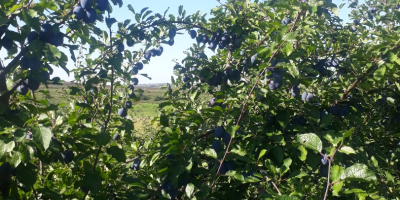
[17,82,29,95]
[80,0,93,9]
[73,5,85,20]
[20,56,29,69]
[214,126,226,138]
[144,51,151,61]
[189,29,197,39]
[135,62,143,70]
[168,28,176,38]
[1,37,13,50]
[96,0,109,11]
[27,31,39,43]
[29,57,42,71]
[113,133,120,140]
[83,8,97,24]
[62,150,74,164]
[125,101,132,108]
[132,78,139,85]
[118,107,127,117]
[211,140,222,153]
[27,78,40,91]
[168,38,174,46]
[117,43,124,52]
[126,39,134,47]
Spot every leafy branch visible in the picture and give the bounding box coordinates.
[209,7,306,193]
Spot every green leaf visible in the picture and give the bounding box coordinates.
[185,183,194,198]
[32,125,52,151]
[107,146,126,162]
[273,146,284,163]
[281,41,293,56]
[0,139,15,157]
[373,66,386,81]
[342,127,354,139]
[203,149,217,159]
[106,17,117,29]
[340,163,377,182]
[258,149,267,161]
[16,162,37,188]
[297,133,323,152]
[339,146,356,154]
[298,145,307,161]
[96,131,111,146]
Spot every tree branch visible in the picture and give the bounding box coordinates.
[209,9,305,192]
[141,20,213,34]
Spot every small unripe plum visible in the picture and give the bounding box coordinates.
[73,5,85,20]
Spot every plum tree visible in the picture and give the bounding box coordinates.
[1,0,399,199]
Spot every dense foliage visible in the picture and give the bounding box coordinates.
[0,0,400,199]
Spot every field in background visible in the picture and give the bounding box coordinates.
[34,82,169,137]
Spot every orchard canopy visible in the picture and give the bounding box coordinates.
[0,0,400,199]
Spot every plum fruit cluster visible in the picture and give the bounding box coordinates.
[210,126,235,175]
[73,0,108,24]
[117,100,132,118]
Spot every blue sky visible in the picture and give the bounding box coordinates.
[1,0,357,84]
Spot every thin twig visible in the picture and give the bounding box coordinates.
[271,182,282,195]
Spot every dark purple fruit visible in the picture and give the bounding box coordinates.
[17,82,29,95]
[73,5,85,20]
[83,8,97,24]
[80,0,93,10]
